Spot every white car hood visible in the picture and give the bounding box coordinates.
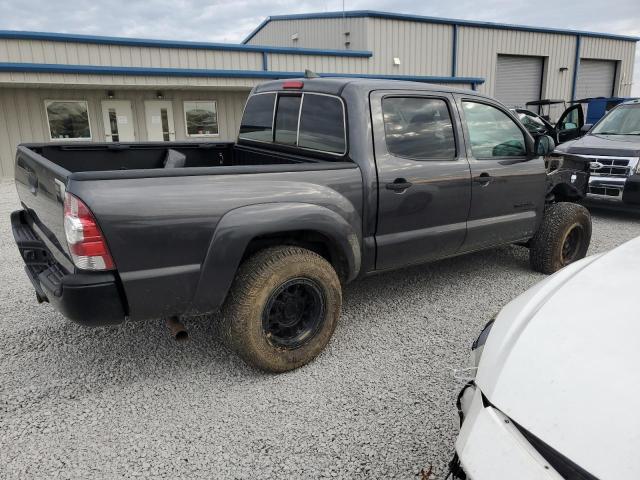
[477,237,640,479]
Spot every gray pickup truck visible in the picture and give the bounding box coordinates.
[11,78,593,372]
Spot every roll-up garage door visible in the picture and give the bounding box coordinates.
[575,59,616,99]
[495,55,544,108]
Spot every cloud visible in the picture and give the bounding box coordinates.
[0,0,638,93]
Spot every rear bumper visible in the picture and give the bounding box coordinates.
[588,174,640,205]
[11,209,126,326]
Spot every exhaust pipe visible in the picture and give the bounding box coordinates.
[166,316,188,342]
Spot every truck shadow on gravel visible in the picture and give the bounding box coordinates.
[31,244,534,390]
[586,204,640,222]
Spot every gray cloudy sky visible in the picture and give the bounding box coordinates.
[1,0,639,94]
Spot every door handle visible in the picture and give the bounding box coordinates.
[386,178,413,192]
[473,173,492,185]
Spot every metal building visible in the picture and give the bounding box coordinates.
[0,10,637,177]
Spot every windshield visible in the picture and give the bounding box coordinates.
[592,105,640,135]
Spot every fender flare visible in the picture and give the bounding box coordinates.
[190,202,361,313]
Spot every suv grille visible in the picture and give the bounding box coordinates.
[589,158,631,177]
[588,185,622,198]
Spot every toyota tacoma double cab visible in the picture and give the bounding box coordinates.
[11,78,593,372]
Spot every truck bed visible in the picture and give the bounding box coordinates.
[20,141,319,176]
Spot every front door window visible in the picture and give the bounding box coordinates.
[462,101,527,158]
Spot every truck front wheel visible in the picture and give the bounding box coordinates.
[529,202,592,274]
[219,246,342,372]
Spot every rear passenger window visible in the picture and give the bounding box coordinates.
[382,97,456,159]
[238,93,275,142]
[299,95,346,154]
[462,101,527,158]
[274,95,301,146]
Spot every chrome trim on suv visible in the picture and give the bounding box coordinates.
[573,154,640,201]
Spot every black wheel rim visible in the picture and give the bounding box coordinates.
[562,225,584,265]
[262,278,325,349]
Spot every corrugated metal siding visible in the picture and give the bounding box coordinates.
[266,53,368,74]
[580,37,636,96]
[457,26,578,120]
[253,17,454,76]
[365,18,453,76]
[0,87,249,177]
[0,39,264,71]
[247,18,368,50]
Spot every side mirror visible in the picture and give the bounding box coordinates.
[534,135,555,156]
[580,123,593,133]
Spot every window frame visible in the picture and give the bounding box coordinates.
[460,98,531,160]
[183,100,219,138]
[380,94,459,161]
[238,91,348,157]
[44,99,92,142]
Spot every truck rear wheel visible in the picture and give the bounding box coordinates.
[529,202,591,274]
[219,246,342,372]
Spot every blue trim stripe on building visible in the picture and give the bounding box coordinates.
[242,10,640,44]
[0,62,484,85]
[0,30,372,58]
[571,36,582,101]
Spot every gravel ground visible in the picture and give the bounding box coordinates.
[1,176,639,479]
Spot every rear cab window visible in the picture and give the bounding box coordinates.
[239,91,347,156]
[238,93,275,142]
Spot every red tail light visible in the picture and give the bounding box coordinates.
[63,192,115,270]
[282,80,304,89]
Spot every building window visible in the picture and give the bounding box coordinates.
[184,101,218,136]
[45,100,91,141]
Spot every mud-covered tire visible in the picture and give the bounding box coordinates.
[529,202,592,274]
[219,246,342,373]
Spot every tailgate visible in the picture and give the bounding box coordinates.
[14,145,73,271]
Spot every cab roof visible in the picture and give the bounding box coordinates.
[253,77,481,97]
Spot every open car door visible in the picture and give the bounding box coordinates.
[556,104,584,144]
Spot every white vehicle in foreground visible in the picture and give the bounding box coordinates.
[451,237,640,480]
